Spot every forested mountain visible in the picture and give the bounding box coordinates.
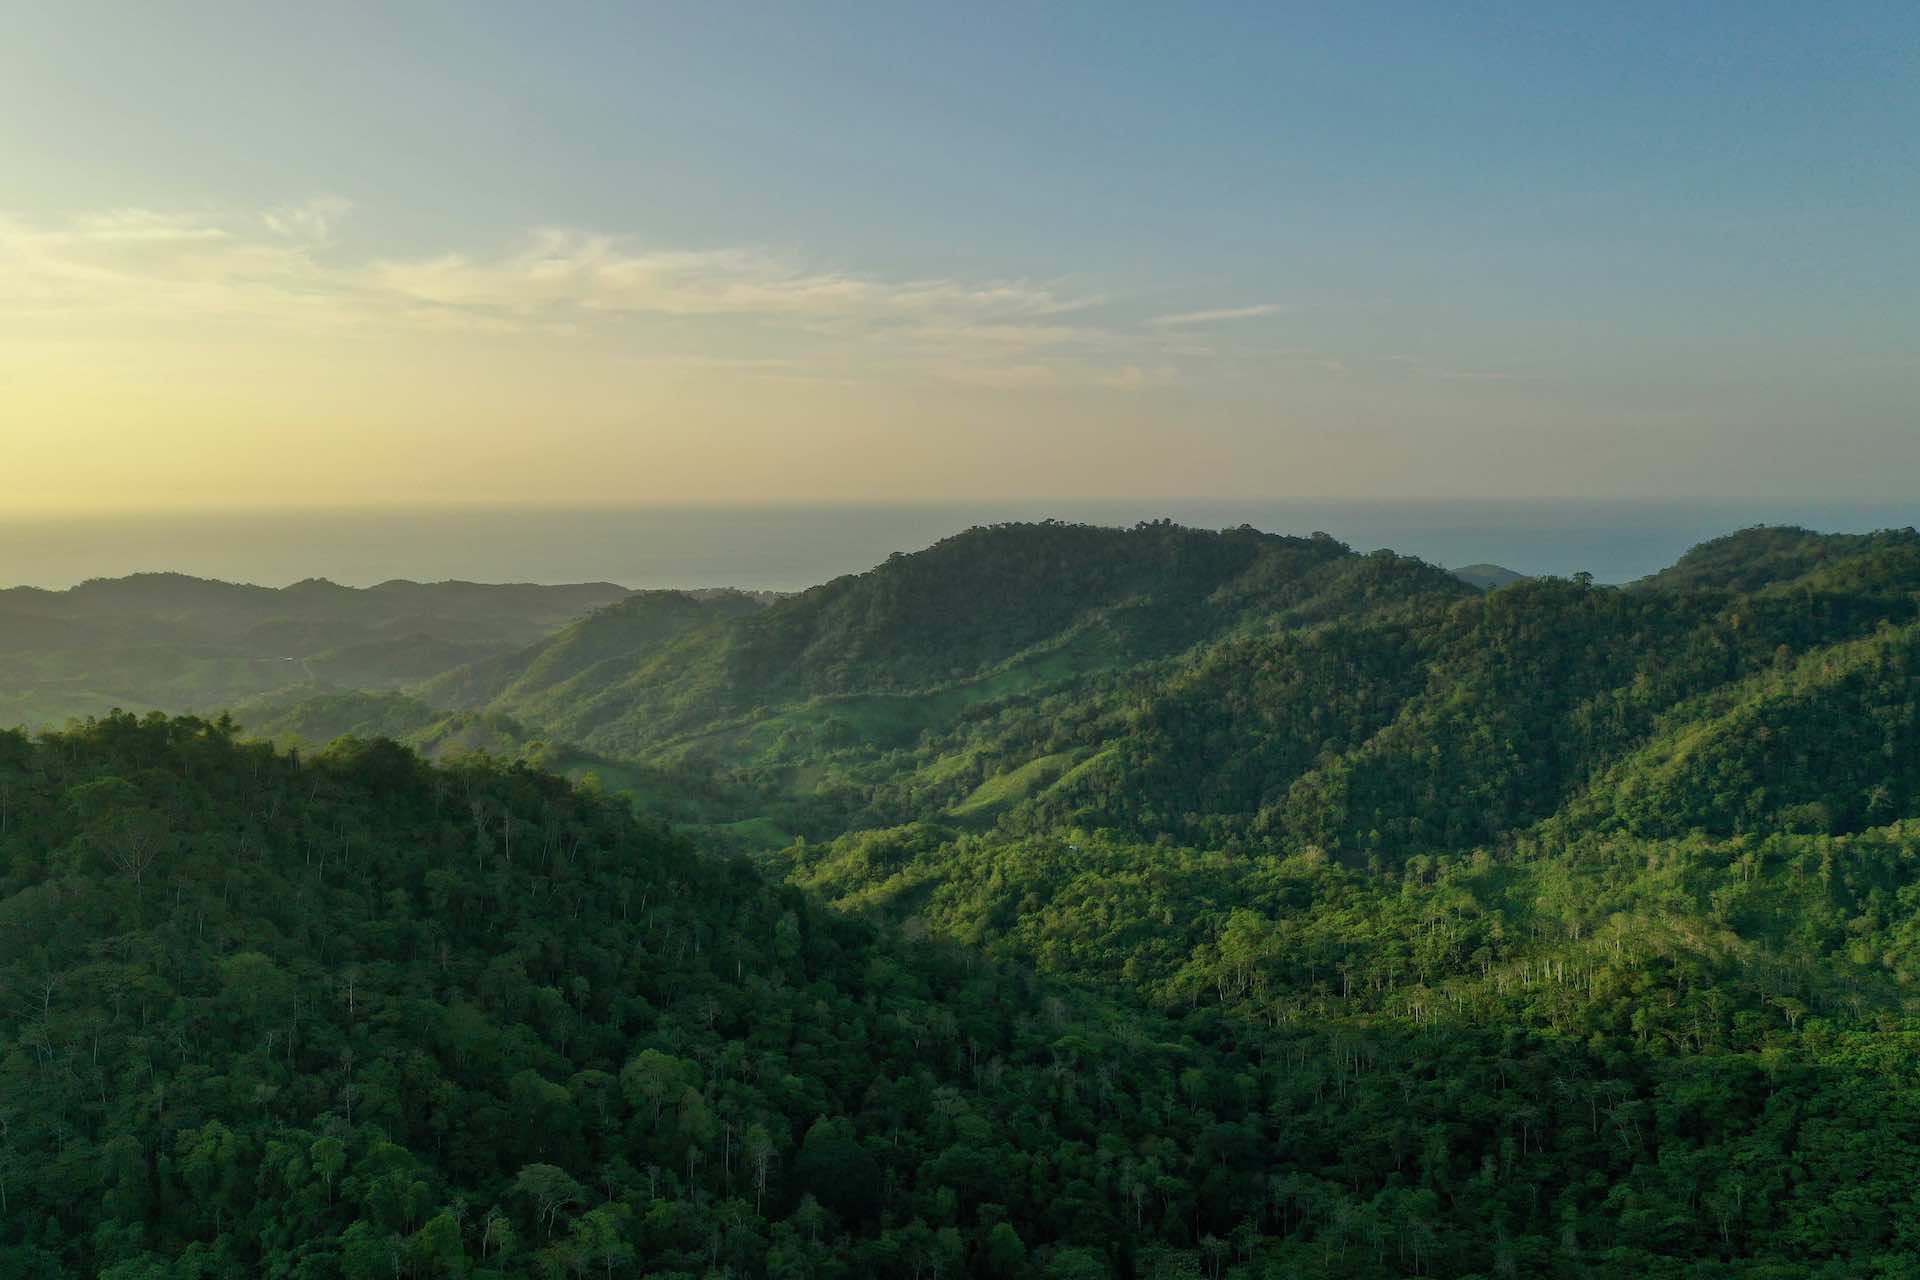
[402,522,1916,864]
[0,575,631,727]
[1637,526,1920,592]
[6,520,1920,1277]
[416,524,1471,799]
[10,713,1920,1280]
[0,574,628,649]
[1004,535,1920,855]
[415,590,771,727]
[416,522,1342,746]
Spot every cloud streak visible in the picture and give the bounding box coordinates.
[0,205,1115,352]
[0,204,1198,392]
[263,195,354,243]
[0,204,1307,395]
[1148,303,1285,327]
[364,231,1092,325]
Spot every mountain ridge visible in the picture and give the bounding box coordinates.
[376,520,1920,859]
[8,521,1920,1275]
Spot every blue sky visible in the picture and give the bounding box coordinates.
[3,2,1916,508]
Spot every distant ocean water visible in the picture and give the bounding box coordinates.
[1,500,1915,592]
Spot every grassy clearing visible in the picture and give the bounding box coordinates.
[949,750,1084,819]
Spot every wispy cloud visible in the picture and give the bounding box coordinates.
[263,195,354,243]
[67,210,234,245]
[0,208,346,324]
[1148,303,1285,328]
[362,228,1091,326]
[1,206,1086,329]
[0,201,1259,392]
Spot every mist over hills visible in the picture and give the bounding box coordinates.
[2,572,628,632]
[0,575,632,727]
[14,500,1917,594]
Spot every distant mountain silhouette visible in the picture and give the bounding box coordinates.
[1450,562,1530,590]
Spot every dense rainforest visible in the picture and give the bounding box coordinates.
[4,521,1920,1277]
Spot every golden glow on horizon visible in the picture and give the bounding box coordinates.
[0,204,1252,512]
[1,203,1901,513]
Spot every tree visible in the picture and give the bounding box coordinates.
[513,1163,585,1238]
[405,1210,470,1277]
[790,1118,882,1224]
[745,1123,777,1215]
[1044,1246,1110,1280]
[311,1137,347,1203]
[569,1204,634,1280]
[984,1222,1026,1277]
[619,1050,697,1127]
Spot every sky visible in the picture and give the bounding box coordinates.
[2,1,1916,513]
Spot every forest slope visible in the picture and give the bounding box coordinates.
[415,525,1471,823]
[209,522,1918,866]
[9,715,1920,1277]
[865,526,1920,855]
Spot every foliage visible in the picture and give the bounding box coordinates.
[7,522,1920,1277]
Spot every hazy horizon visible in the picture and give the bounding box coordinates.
[3,498,1913,594]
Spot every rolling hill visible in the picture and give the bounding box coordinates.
[392,523,1919,862]
[5,521,1920,1275]
[0,574,632,727]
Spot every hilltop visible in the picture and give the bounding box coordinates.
[378,522,1920,860]
[420,521,1466,774]
[1638,524,1920,592]
[18,521,1912,862]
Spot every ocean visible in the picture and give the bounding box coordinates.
[1,499,1914,592]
